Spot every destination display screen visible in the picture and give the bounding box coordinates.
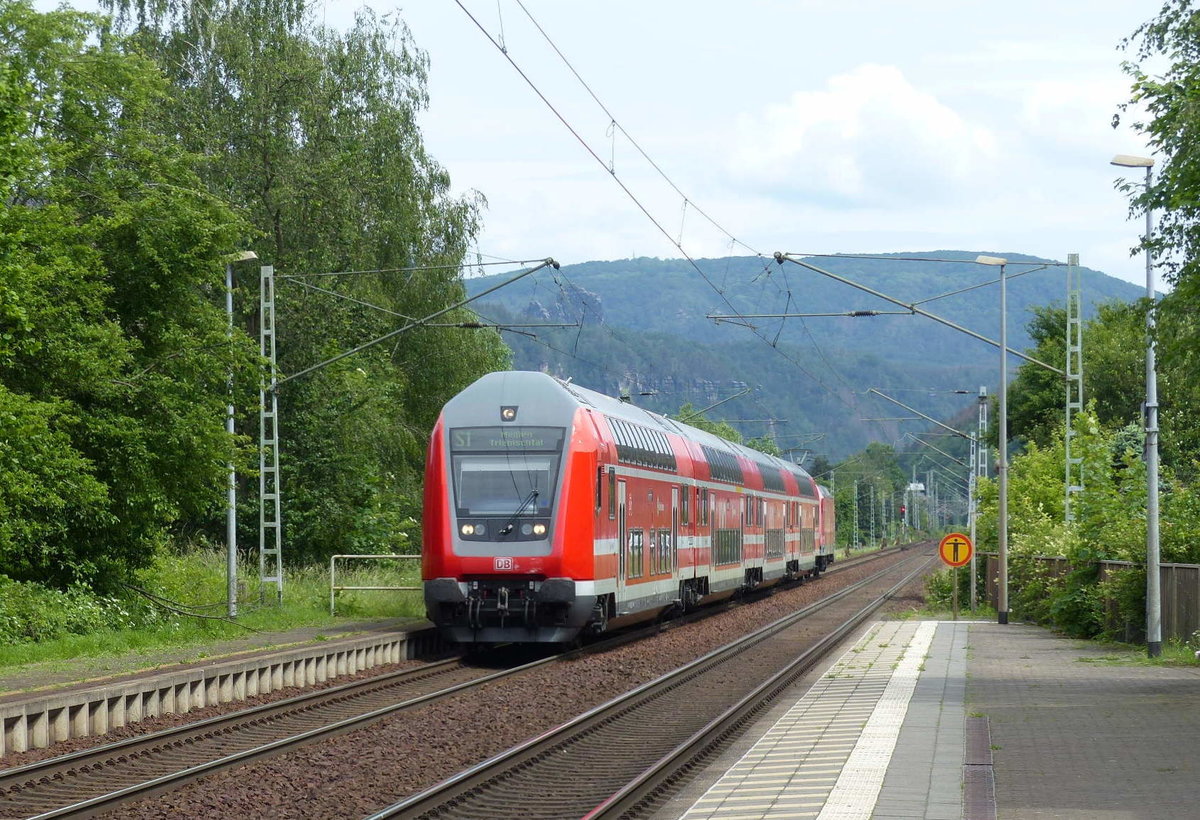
[449,426,565,453]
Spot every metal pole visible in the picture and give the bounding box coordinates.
[870,483,876,548]
[969,432,977,612]
[853,479,860,550]
[975,386,987,611]
[1144,163,1162,658]
[999,262,1010,625]
[226,262,237,618]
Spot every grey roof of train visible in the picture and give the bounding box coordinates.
[553,375,817,486]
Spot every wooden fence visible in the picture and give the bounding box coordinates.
[981,554,1200,643]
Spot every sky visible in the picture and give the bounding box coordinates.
[380,1,1165,290]
[36,0,1166,290]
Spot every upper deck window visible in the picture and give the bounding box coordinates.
[701,443,744,485]
[610,417,677,471]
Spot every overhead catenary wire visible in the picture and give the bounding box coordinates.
[454,1,857,414]
[277,258,558,385]
[281,258,548,278]
[781,252,1071,267]
[539,30,860,410]
[512,0,756,258]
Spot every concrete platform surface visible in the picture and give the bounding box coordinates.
[656,619,1200,819]
[970,621,1200,819]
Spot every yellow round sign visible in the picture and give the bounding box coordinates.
[938,532,973,568]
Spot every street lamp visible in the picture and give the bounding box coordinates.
[1111,153,1161,658]
[223,250,258,618]
[977,254,1009,625]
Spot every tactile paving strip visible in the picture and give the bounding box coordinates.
[678,621,937,820]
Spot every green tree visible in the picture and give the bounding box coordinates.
[832,442,908,546]
[1119,3,1200,469]
[0,2,252,588]
[1120,2,1200,299]
[676,403,742,444]
[1008,303,1146,448]
[744,435,782,457]
[102,0,511,561]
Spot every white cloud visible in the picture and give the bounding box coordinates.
[730,64,999,207]
[1018,77,1138,160]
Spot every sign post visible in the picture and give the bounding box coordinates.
[939,532,974,621]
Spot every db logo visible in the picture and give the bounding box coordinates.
[494,557,515,571]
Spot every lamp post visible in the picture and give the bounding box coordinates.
[223,250,258,618]
[1111,153,1161,658]
[977,255,1009,624]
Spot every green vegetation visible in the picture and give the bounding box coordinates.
[5,0,1200,668]
[0,0,507,650]
[0,549,423,670]
[101,0,511,565]
[1,2,254,590]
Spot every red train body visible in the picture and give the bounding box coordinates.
[422,371,835,644]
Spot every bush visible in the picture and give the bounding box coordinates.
[924,568,972,610]
[0,575,148,644]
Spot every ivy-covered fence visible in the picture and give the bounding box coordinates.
[981,553,1200,643]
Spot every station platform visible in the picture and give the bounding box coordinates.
[655,619,1200,820]
[0,618,439,758]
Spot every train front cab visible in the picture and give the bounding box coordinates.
[422,374,602,644]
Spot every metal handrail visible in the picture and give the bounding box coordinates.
[329,554,420,615]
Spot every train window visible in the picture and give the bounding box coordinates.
[452,451,561,516]
[614,420,631,461]
[628,529,644,578]
[714,528,741,564]
[680,485,689,525]
[608,467,616,519]
[653,529,672,575]
[700,488,709,526]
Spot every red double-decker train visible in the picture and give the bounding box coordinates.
[422,371,835,644]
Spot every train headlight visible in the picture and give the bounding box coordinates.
[532,523,547,536]
[460,524,475,536]
[520,523,533,535]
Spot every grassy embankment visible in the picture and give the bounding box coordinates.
[0,549,424,672]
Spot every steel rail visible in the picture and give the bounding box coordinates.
[366,551,931,819]
[0,656,550,819]
[1,549,901,819]
[587,556,933,818]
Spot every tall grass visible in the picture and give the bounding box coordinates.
[0,549,426,673]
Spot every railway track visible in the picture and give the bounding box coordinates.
[0,547,907,819]
[0,653,542,819]
[367,551,933,820]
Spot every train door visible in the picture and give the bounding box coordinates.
[617,480,628,589]
[671,486,680,573]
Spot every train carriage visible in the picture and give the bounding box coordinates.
[422,371,834,644]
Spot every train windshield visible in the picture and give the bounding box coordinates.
[449,426,565,516]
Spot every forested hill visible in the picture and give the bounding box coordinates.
[467,252,1144,459]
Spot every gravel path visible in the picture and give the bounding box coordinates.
[114,548,935,820]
